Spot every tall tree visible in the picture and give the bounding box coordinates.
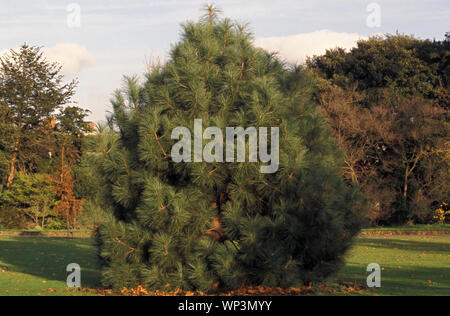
[0,45,77,187]
[318,85,449,224]
[47,105,90,230]
[309,34,450,224]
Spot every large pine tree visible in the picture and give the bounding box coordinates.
[96,8,362,292]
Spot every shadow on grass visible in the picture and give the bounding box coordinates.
[336,237,450,295]
[357,237,448,254]
[336,264,450,296]
[0,237,101,288]
[18,231,44,237]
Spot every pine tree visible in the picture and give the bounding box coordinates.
[0,45,77,187]
[0,45,89,187]
[96,7,363,292]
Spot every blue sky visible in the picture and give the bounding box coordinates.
[1,0,449,121]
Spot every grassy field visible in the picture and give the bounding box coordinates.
[334,235,449,295]
[0,234,449,296]
[0,237,99,296]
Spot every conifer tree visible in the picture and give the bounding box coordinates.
[96,7,363,292]
[0,45,78,187]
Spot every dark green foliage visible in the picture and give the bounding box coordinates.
[74,124,115,229]
[308,34,450,107]
[96,11,362,292]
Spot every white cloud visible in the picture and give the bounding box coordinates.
[42,44,96,77]
[0,43,95,77]
[255,30,366,65]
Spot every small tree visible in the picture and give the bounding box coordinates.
[0,172,57,229]
[49,122,89,231]
[52,166,84,230]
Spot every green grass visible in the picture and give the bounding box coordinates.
[0,237,100,296]
[0,234,449,296]
[334,235,450,296]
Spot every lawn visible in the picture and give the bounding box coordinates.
[334,235,449,296]
[0,237,99,296]
[0,234,449,296]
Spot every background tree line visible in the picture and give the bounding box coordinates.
[0,32,448,230]
[307,32,449,225]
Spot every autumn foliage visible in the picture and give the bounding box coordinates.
[49,145,85,230]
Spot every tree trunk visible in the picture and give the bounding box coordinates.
[403,153,422,200]
[403,171,408,198]
[6,143,19,188]
[41,214,45,230]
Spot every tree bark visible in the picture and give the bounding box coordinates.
[403,170,409,198]
[6,143,19,188]
[403,152,422,199]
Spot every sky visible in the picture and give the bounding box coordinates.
[0,0,448,122]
